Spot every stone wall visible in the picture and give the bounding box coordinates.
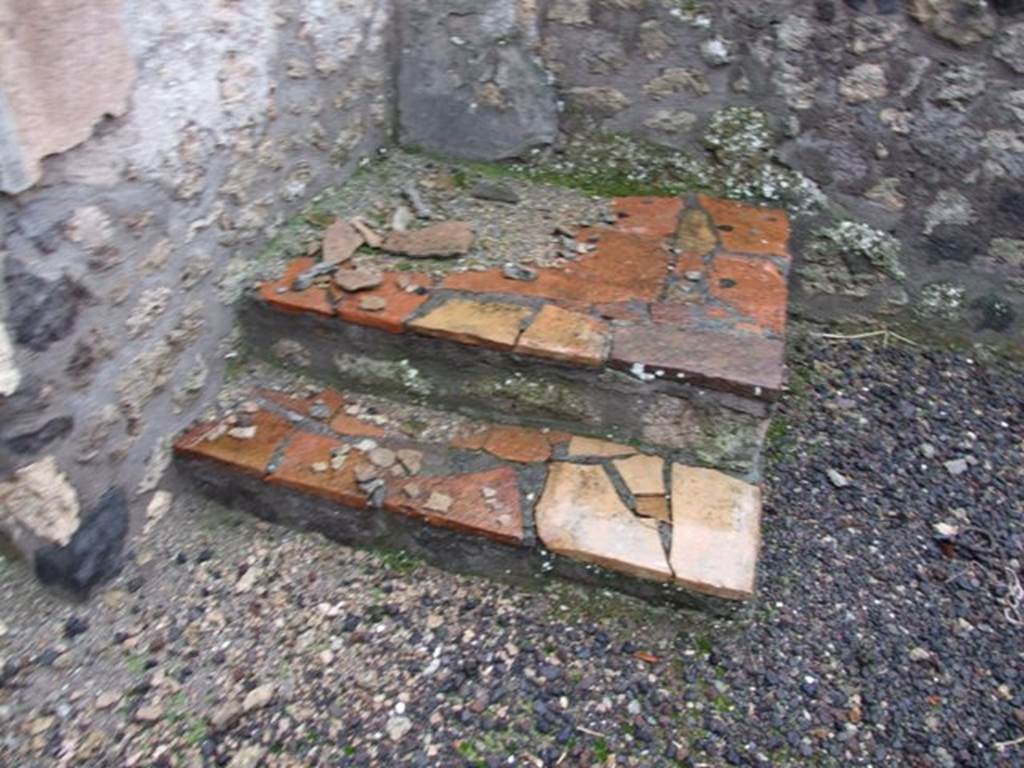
[0,0,392,589]
[534,0,1024,343]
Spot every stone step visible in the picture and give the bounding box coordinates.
[241,195,790,474]
[172,382,762,608]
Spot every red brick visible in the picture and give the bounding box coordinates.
[329,412,386,438]
[442,229,670,305]
[384,466,524,545]
[335,272,432,334]
[258,258,335,316]
[257,388,345,419]
[709,253,787,334]
[174,410,295,476]
[610,325,785,399]
[697,196,790,259]
[612,196,684,239]
[267,432,368,509]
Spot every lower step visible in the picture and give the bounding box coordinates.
[172,383,762,610]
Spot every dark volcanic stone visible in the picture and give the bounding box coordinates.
[4,257,90,351]
[34,487,129,598]
[4,416,73,454]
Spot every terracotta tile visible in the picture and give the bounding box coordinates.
[385,466,524,545]
[649,302,697,327]
[257,388,345,419]
[613,454,665,496]
[515,304,609,367]
[382,221,474,258]
[566,436,636,458]
[676,207,718,257]
[697,195,790,259]
[451,426,489,451]
[612,196,684,239]
[536,463,672,582]
[593,301,648,322]
[670,465,760,599]
[451,424,553,462]
[481,425,553,463]
[709,253,788,334]
[335,272,432,334]
[408,298,533,350]
[174,410,295,476]
[267,432,368,509]
[258,258,335,317]
[442,229,671,305]
[610,325,784,399]
[328,412,386,438]
[635,496,670,522]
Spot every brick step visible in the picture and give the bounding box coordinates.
[172,382,762,608]
[242,195,790,474]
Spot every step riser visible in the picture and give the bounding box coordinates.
[241,300,771,477]
[176,456,739,616]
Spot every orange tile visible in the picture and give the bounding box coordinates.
[267,432,368,509]
[335,272,432,334]
[709,253,788,334]
[328,411,387,438]
[408,298,533,350]
[442,229,670,305]
[451,426,489,451]
[515,304,609,367]
[384,466,524,545]
[593,301,648,322]
[481,425,553,463]
[612,197,684,239]
[257,388,345,419]
[258,258,335,317]
[174,410,295,476]
[697,196,790,259]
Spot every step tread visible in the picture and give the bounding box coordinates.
[255,195,790,400]
[173,385,762,600]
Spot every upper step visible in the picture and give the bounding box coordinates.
[254,195,789,402]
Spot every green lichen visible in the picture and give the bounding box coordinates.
[800,221,906,297]
[917,282,967,321]
[332,354,434,397]
[703,106,774,164]
[464,373,590,421]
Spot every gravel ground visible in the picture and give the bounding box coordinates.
[0,333,1022,768]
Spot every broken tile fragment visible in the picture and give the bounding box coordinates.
[383,221,473,258]
[369,447,396,468]
[359,296,388,312]
[328,411,386,438]
[669,465,760,599]
[613,454,665,496]
[351,217,383,248]
[322,220,363,265]
[396,449,423,475]
[409,298,532,350]
[334,267,383,292]
[536,463,672,582]
[566,436,635,459]
[515,304,608,367]
[424,491,452,514]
